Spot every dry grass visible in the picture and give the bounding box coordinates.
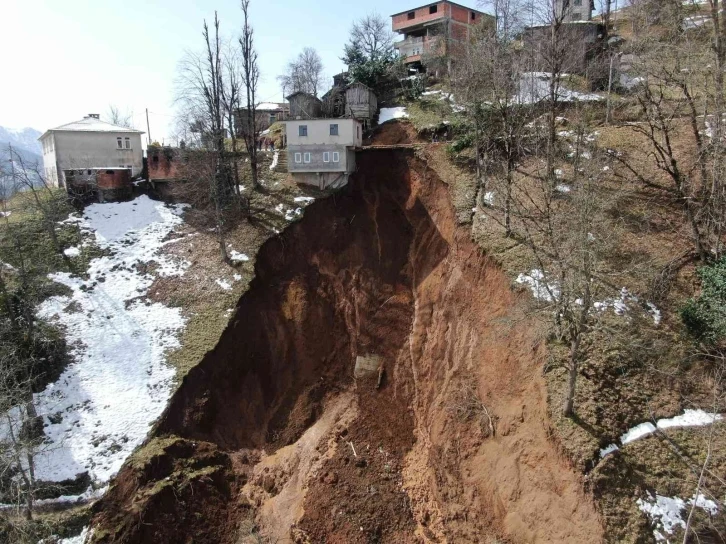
[417,102,723,541]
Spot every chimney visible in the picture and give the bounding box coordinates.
[88,113,100,119]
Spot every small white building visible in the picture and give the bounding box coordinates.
[285,118,362,189]
[38,114,144,187]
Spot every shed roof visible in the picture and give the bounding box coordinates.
[285,91,322,103]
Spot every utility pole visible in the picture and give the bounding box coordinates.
[8,143,16,180]
[146,108,152,144]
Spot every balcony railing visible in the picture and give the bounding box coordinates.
[395,36,437,59]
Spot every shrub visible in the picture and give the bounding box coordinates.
[681,257,726,344]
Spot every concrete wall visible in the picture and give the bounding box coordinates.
[44,131,143,184]
[286,119,362,147]
[40,133,60,187]
[287,145,355,173]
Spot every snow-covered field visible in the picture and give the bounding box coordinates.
[24,195,190,487]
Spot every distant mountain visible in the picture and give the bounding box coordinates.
[0,126,43,167]
[0,126,44,197]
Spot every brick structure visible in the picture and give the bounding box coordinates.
[391,2,493,70]
[96,169,132,202]
[65,167,131,203]
[148,145,182,181]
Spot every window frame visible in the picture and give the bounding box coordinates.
[294,152,302,163]
[323,151,330,163]
[332,151,340,163]
[330,123,339,136]
[299,125,308,137]
[117,137,123,149]
[125,137,131,149]
[304,152,311,163]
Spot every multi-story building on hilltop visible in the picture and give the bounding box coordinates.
[391,1,493,71]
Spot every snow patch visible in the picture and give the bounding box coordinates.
[269,150,279,171]
[516,269,559,302]
[600,410,723,459]
[637,492,720,541]
[483,191,495,206]
[294,196,315,204]
[621,422,657,444]
[63,246,80,257]
[7,195,189,486]
[216,278,232,291]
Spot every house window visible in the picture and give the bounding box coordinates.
[117,137,123,149]
[330,124,338,136]
[304,152,311,163]
[332,152,340,163]
[269,114,276,124]
[294,152,302,163]
[574,0,582,5]
[471,11,476,20]
[87,169,92,175]
[429,5,437,14]
[407,11,415,19]
[299,125,308,137]
[571,12,581,19]
[125,137,131,149]
[323,152,330,163]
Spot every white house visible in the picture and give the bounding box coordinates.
[38,114,144,187]
[285,118,362,189]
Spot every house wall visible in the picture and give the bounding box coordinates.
[523,23,606,77]
[392,2,484,31]
[49,131,143,183]
[286,119,362,147]
[393,2,447,31]
[287,145,355,173]
[40,133,60,187]
[556,0,593,21]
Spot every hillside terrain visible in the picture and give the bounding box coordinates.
[3,2,726,543]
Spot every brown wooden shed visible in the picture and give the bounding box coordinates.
[287,92,323,119]
[345,83,378,126]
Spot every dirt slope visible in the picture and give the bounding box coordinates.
[91,149,603,543]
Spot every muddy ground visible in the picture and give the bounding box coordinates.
[90,145,603,543]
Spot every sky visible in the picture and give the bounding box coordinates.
[2,0,485,145]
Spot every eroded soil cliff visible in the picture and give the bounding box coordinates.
[91,149,603,543]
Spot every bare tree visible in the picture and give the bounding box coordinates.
[278,47,324,97]
[176,13,232,263]
[220,42,244,203]
[453,0,532,236]
[509,116,617,416]
[106,105,132,128]
[240,0,260,192]
[347,13,394,61]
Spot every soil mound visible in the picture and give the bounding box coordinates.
[92,149,603,543]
